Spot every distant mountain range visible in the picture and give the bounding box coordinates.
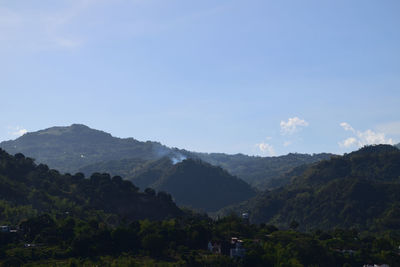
[191,151,333,189]
[220,144,400,231]
[1,124,400,233]
[0,124,333,190]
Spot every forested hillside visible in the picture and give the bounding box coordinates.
[191,152,333,189]
[0,148,182,225]
[220,145,400,231]
[1,147,400,266]
[80,157,257,212]
[78,157,150,184]
[151,159,257,212]
[80,150,334,190]
[0,124,171,173]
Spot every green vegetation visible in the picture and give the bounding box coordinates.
[78,157,150,186]
[0,148,182,225]
[0,124,333,191]
[81,157,257,212]
[1,214,400,266]
[150,159,257,212]
[192,152,333,189]
[220,145,400,231]
[1,145,400,266]
[79,151,334,191]
[0,124,169,174]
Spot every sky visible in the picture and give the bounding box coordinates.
[1,0,399,156]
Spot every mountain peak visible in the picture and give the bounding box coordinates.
[0,124,165,173]
[150,158,256,212]
[70,123,91,129]
[35,124,106,136]
[348,144,399,156]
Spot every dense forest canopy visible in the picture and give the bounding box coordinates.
[220,145,400,231]
[1,145,400,266]
[0,148,182,225]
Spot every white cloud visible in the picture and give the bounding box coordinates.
[280,117,309,135]
[340,122,355,133]
[7,126,28,137]
[358,129,393,146]
[256,142,276,156]
[339,137,357,148]
[339,122,394,148]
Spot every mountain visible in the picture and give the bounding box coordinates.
[0,124,332,190]
[148,159,257,212]
[126,157,175,190]
[0,124,171,174]
[191,152,333,189]
[0,148,182,224]
[79,152,333,191]
[261,163,311,189]
[396,143,400,149]
[221,145,400,231]
[94,157,258,212]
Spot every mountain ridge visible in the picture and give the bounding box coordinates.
[0,124,335,190]
[0,124,170,173]
[219,144,400,231]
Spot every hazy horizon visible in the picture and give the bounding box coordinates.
[1,123,398,158]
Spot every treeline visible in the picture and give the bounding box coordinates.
[1,214,400,266]
[219,145,400,231]
[0,148,181,226]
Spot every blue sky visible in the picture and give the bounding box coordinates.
[1,0,399,156]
